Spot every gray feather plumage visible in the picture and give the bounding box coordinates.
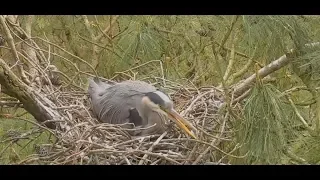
[88,78,158,125]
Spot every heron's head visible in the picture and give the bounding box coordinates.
[142,91,197,139]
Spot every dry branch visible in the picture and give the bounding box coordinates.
[0,15,30,84]
[223,43,235,81]
[81,15,99,70]
[233,54,291,97]
[94,15,120,42]
[233,42,320,98]
[20,15,41,86]
[227,47,257,86]
[0,100,22,107]
[287,96,315,135]
[0,57,59,128]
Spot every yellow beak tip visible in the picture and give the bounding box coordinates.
[166,110,198,139]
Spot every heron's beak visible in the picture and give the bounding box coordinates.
[165,109,198,139]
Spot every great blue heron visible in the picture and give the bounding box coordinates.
[87,77,197,139]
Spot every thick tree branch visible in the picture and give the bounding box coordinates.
[233,54,291,97]
[0,58,59,129]
[233,42,320,99]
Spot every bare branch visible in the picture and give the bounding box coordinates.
[152,25,198,53]
[233,54,291,97]
[287,95,315,135]
[33,37,98,77]
[217,15,239,53]
[138,132,167,165]
[94,15,120,42]
[21,15,40,85]
[81,15,99,70]
[227,47,257,86]
[233,42,320,99]
[77,33,122,59]
[0,57,59,128]
[0,15,30,84]
[223,43,235,81]
[0,100,22,107]
[81,15,95,40]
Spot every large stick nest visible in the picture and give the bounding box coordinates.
[3,72,242,165]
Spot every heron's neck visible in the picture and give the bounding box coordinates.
[140,102,162,126]
[138,101,167,135]
[141,102,152,124]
